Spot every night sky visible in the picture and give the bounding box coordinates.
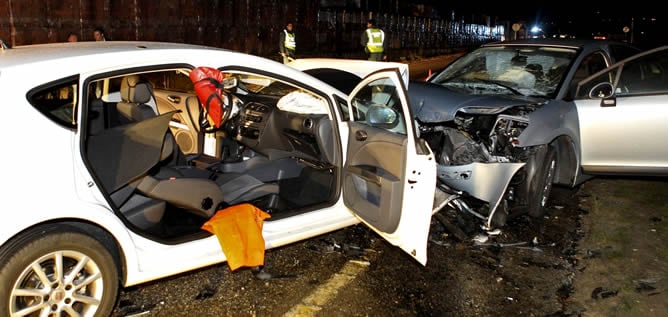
[450,1,665,48]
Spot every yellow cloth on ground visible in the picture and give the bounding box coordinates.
[201,203,271,271]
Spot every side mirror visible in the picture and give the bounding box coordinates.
[588,82,614,99]
[367,104,398,129]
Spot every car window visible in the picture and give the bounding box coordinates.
[334,95,350,121]
[143,70,194,93]
[27,76,79,129]
[568,51,609,98]
[350,77,406,135]
[575,68,619,99]
[224,73,296,96]
[617,48,668,96]
[573,52,609,82]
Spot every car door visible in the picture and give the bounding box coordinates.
[576,46,668,174]
[343,69,436,265]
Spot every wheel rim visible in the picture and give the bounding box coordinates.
[540,158,556,207]
[10,250,105,316]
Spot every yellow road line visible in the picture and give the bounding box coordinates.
[282,260,370,317]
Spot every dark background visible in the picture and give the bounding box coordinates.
[1,0,664,60]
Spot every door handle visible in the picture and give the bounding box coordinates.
[355,130,368,141]
[167,95,181,103]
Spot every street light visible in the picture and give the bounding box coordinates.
[530,25,543,38]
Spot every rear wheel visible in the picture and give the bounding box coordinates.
[527,146,557,217]
[0,227,119,317]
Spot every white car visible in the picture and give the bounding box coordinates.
[0,41,448,316]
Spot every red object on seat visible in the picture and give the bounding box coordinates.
[190,66,226,128]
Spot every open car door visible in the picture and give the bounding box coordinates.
[343,69,436,265]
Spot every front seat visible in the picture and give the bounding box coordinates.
[150,128,280,207]
[117,76,278,217]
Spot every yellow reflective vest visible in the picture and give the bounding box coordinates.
[365,28,385,53]
[284,30,296,50]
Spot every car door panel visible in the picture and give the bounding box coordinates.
[344,124,406,233]
[578,94,668,172]
[344,69,436,265]
[153,89,202,155]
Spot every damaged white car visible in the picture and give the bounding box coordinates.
[0,41,442,316]
[292,39,646,230]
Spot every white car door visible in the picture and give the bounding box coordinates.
[343,69,436,265]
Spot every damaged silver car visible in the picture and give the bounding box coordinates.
[292,39,643,230]
[415,39,642,228]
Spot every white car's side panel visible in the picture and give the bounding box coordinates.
[112,197,360,287]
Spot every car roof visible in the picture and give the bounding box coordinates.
[0,40,351,104]
[0,41,223,68]
[481,38,637,51]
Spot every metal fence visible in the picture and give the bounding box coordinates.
[0,1,503,60]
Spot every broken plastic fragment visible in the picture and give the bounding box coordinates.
[473,234,489,244]
[487,228,502,236]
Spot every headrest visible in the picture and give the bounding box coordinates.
[120,75,152,104]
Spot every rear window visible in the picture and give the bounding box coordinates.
[27,75,79,129]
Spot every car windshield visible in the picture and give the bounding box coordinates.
[430,45,578,98]
[227,73,295,96]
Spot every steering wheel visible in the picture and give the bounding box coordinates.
[199,84,234,134]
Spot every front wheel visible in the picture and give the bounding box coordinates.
[527,146,557,217]
[0,227,119,317]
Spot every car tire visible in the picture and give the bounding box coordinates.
[0,226,119,316]
[527,146,557,218]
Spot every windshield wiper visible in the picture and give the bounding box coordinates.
[468,78,523,96]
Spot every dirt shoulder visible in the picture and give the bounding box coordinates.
[314,177,668,317]
[568,177,668,316]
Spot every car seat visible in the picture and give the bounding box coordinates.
[114,75,279,218]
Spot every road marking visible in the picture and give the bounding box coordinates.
[282,259,370,317]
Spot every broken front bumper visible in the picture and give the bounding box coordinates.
[437,162,525,229]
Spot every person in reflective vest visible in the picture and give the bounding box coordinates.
[279,22,296,64]
[361,19,387,61]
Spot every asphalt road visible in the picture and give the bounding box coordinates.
[113,177,667,316]
[112,56,667,316]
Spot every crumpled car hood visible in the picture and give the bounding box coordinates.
[407,81,543,123]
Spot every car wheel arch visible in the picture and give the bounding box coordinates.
[0,221,126,283]
[0,221,124,316]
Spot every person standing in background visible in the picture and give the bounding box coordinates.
[361,19,387,61]
[279,22,296,64]
[93,27,106,41]
[67,32,78,42]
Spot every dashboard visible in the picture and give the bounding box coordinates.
[234,101,334,164]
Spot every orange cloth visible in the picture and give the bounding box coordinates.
[201,203,271,271]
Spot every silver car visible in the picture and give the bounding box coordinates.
[292,39,646,231]
[416,39,646,228]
